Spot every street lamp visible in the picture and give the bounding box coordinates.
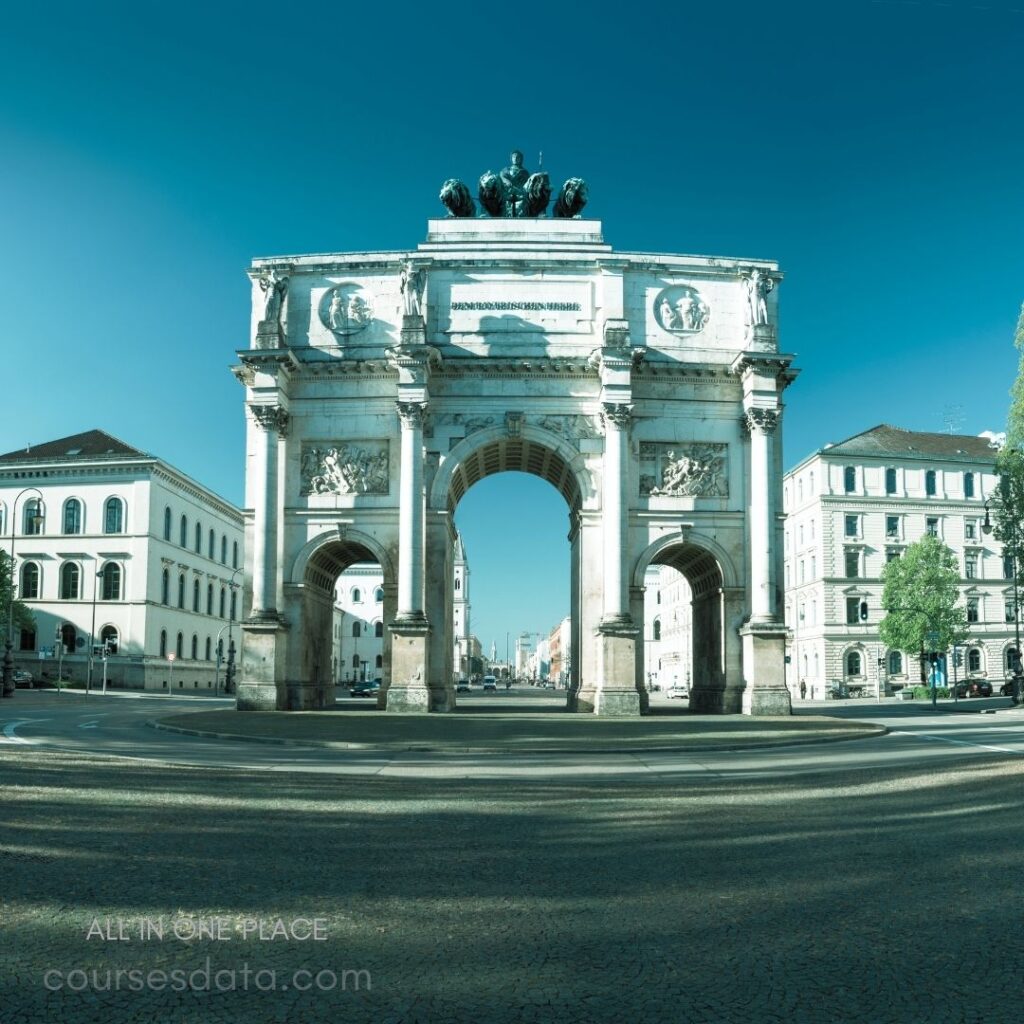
[983,497,1022,703]
[3,487,44,699]
[224,567,241,695]
[87,566,104,696]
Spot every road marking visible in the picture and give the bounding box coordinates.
[890,730,1019,754]
[1,719,50,744]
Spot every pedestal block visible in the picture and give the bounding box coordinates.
[740,622,792,716]
[588,622,642,716]
[386,619,434,713]
[236,617,288,711]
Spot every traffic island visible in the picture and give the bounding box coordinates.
[150,708,885,754]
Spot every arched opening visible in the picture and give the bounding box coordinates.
[60,623,77,654]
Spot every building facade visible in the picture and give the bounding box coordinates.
[783,426,1008,699]
[642,564,694,692]
[0,430,244,692]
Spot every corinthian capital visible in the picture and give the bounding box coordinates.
[601,403,634,431]
[742,407,779,436]
[250,405,290,435]
[396,401,428,429]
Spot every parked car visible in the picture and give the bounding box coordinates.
[456,679,471,693]
[666,686,689,700]
[12,669,33,688]
[350,680,381,698]
[955,679,993,698]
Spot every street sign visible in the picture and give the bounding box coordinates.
[925,630,940,649]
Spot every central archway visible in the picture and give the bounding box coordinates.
[425,425,597,710]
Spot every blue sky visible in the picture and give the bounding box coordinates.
[1,1,1021,654]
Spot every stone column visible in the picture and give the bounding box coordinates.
[387,400,432,712]
[593,402,640,716]
[249,404,288,619]
[740,406,791,715]
[629,585,649,712]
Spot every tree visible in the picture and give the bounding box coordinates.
[1005,302,1024,449]
[879,536,968,658]
[993,303,1024,572]
[0,551,36,644]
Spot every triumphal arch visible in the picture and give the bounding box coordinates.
[233,153,797,716]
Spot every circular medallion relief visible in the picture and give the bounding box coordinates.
[654,285,710,334]
[319,284,374,336]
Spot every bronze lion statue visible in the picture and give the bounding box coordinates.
[554,177,588,218]
[439,179,476,218]
[522,172,551,217]
[478,172,504,217]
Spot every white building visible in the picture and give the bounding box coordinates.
[0,430,244,692]
[642,564,694,692]
[333,530,475,685]
[783,425,1009,699]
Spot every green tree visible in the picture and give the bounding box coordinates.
[879,536,968,657]
[993,302,1024,577]
[0,551,36,643]
[1005,302,1024,449]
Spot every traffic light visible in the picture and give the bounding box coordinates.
[953,649,963,668]
[859,601,869,622]
[928,652,939,665]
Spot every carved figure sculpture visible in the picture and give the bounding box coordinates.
[478,171,504,217]
[400,261,426,317]
[258,270,288,326]
[659,297,680,329]
[439,179,476,218]
[522,172,551,217]
[303,443,390,495]
[500,150,530,190]
[745,268,774,326]
[553,177,588,218]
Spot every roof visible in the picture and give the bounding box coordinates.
[0,430,149,463]
[814,425,1000,465]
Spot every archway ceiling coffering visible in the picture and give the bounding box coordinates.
[306,541,378,595]
[656,545,723,599]
[447,438,581,512]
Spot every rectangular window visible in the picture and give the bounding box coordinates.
[886,515,899,539]
[885,467,897,495]
[799,560,805,583]
[844,514,858,539]
[886,548,901,563]
[965,520,977,541]
[926,517,939,537]
[967,599,979,624]
[846,597,860,624]
[965,554,978,579]
[1005,556,1016,580]
[1007,601,1017,624]
[845,550,860,578]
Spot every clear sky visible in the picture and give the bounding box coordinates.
[2,1,1022,654]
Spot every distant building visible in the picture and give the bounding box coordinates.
[783,425,1009,699]
[643,565,693,691]
[0,430,244,691]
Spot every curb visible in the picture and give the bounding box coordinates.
[146,718,888,757]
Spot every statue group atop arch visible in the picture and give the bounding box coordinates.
[234,157,797,716]
[440,150,588,219]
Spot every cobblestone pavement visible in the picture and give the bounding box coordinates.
[3,747,1024,1023]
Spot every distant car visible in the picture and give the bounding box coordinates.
[456,679,471,693]
[482,676,497,691]
[12,669,33,688]
[666,686,689,700]
[350,680,381,698]
[955,679,993,698]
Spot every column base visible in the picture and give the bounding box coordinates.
[386,618,440,713]
[255,321,283,349]
[739,622,792,717]
[583,620,642,716]
[237,616,291,711]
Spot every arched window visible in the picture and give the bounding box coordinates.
[164,506,172,541]
[652,618,662,641]
[455,577,461,591]
[23,499,43,535]
[104,497,124,534]
[161,569,170,605]
[925,469,937,496]
[219,587,226,618]
[352,622,361,638]
[206,582,214,616]
[175,632,184,658]
[845,650,862,677]
[61,623,77,654]
[221,535,227,564]
[352,654,360,668]
[374,587,384,602]
[885,467,897,495]
[844,466,856,493]
[20,561,40,599]
[63,498,82,535]
[968,647,982,673]
[375,654,383,669]
[888,650,903,675]
[195,522,202,553]
[232,541,239,568]
[374,621,384,638]
[1007,648,1018,672]
[180,515,188,547]
[59,562,80,600]
[351,588,362,604]
[101,563,121,601]
[192,578,200,612]
[159,630,167,658]
[100,625,119,655]
[964,472,975,498]
[208,529,215,559]
[205,636,212,661]
[178,573,185,609]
